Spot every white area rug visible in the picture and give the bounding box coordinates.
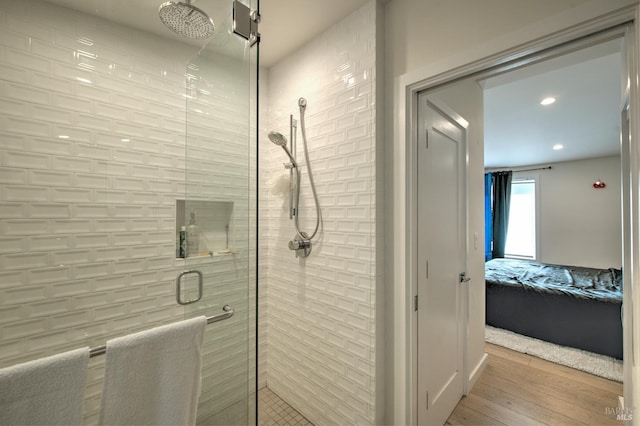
[486,326,623,382]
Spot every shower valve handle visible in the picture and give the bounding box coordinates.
[288,239,310,251]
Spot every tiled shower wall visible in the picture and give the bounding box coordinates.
[0,0,255,423]
[260,2,381,424]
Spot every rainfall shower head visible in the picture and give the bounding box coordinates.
[268,131,298,168]
[158,0,215,39]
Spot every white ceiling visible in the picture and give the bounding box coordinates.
[483,38,623,169]
[42,0,370,68]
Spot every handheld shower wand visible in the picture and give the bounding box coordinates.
[268,132,298,168]
[268,98,322,257]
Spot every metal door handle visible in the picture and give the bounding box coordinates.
[459,272,471,283]
[176,270,203,305]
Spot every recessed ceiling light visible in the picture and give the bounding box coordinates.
[540,97,556,106]
[553,144,564,150]
[58,135,70,139]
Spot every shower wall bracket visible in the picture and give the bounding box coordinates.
[233,1,261,46]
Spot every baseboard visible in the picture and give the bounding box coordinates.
[466,352,488,395]
[618,395,624,410]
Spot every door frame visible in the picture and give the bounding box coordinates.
[392,2,640,425]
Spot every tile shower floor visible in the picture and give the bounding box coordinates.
[259,387,314,426]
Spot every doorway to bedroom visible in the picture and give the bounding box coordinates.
[398,9,640,422]
[418,30,628,426]
[481,36,624,380]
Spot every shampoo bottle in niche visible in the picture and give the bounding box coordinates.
[179,226,187,258]
[186,211,200,257]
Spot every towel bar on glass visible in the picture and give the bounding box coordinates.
[88,305,234,358]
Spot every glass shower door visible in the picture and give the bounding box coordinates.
[177,0,258,424]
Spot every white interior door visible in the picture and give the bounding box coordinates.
[417,95,467,425]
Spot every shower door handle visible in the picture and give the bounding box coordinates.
[176,270,203,305]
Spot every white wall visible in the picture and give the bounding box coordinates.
[511,156,622,269]
[383,0,634,423]
[0,1,256,423]
[384,0,592,80]
[261,2,381,424]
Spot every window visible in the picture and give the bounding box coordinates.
[505,179,536,259]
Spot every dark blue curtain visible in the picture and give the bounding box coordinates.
[484,173,493,261]
[491,171,512,259]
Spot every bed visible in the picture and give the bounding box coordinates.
[485,258,623,359]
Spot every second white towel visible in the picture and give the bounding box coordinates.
[99,316,207,426]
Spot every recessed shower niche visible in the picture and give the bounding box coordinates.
[175,199,235,258]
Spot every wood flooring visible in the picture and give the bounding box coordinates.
[446,343,623,425]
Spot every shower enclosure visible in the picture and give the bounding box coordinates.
[0,0,258,424]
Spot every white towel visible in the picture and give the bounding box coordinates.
[0,347,90,426]
[99,316,207,426]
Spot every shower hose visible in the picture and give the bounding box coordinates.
[293,100,321,241]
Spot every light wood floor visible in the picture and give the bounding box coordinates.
[446,343,623,425]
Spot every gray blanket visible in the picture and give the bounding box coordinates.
[485,258,622,304]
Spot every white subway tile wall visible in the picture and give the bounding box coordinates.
[261,2,378,425]
[0,0,256,424]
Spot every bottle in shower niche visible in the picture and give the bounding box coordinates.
[178,226,187,258]
[186,211,200,257]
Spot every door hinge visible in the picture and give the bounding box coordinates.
[425,130,429,150]
[233,0,261,46]
[426,391,429,409]
[414,294,418,311]
[425,260,429,278]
